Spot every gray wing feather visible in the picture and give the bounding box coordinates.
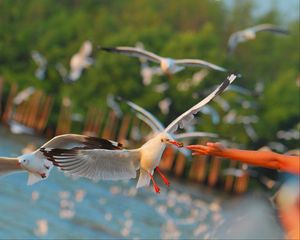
[174,59,227,72]
[100,46,162,63]
[46,148,141,181]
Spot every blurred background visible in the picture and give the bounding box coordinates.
[0,0,299,239]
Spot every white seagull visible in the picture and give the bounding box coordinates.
[42,74,238,193]
[135,42,163,85]
[228,24,289,54]
[0,134,124,185]
[98,45,227,76]
[68,40,94,82]
[13,87,36,105]
[31,51,48,80]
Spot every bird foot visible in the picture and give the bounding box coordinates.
[148,172,160,194]
[155,167,170,187]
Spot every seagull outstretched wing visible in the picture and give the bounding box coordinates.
[99,46,162,63]
[250,24,289,34]
[165,73,239,134]
[42,147,141,181]
[119,98,165,132]
[174,59,227,72]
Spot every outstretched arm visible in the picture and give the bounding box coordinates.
[186,142,300,175]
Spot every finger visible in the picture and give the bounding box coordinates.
[186,145,207,150]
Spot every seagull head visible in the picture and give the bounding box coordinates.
[18,154,31,169]
[161,58,175,74]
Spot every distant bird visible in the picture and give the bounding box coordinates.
[13,87,35,105]
[158,98,172,115]
[228,24,289,54]
[135,42,163,85]
[8,120,35,135]
[55,63,69,83]
[42,74,238,193]
[107,94,123,118]
[177,69,209,92]
[200,105,220,125]
[68,40,94,82]
[98,45,227,76]
[31,51,48,80]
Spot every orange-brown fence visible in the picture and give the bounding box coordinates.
[0,81,250,194]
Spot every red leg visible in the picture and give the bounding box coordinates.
[155,167,170,187]
[148,173,160,194]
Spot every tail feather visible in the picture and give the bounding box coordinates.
[136,169,150,188]
[27,173,43,185]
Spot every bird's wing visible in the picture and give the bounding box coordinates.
[174,131,219,140]
[42,148,141,181]
[174,59,227,72]
[40,134,123,150]
[0,157,23,176]
[119,98,165,132]
[99,46,162,63]
[165,73,239,134]
[250,24,289,34]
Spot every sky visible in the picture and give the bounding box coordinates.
[223,0,299,20]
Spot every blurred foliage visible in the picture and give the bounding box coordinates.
[0,0,299,150]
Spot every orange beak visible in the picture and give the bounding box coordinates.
[167,140,184,148]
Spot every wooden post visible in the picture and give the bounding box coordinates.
[188,155,207,183]
[159,146,176,171]
[224,160,238,192]
[208,157,221,187]
[56,97,72,135]
[2,83,17,123]
[36,96,53,132]
[117,114,132,143]
[174,153,186,177]
[102,110,117,139]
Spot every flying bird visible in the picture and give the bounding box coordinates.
[43,74,238,193]
[228,24,289,54]
[0,134,121,185]
[135,42,163,85]
[98,45,227,76]
[31,51,48,80]
[13,87,36,105]
[68,40,94,82]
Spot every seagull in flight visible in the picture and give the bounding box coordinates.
[42,73,238,193]
[0,134,120,185]
[31,51,48,80]
[228,24,289,54]
[98,45,227,76]
[68,40,94,82]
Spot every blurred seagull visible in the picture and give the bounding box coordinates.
[68,40,94,82]
[98,45,227,76]
[177,69,209,92]
[228,24,289,54]
[42,73,238,193]
[13,87,35,105]
[31,51,47,80]
[135,42,163,85]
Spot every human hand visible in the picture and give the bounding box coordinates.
[186,142,226,156]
